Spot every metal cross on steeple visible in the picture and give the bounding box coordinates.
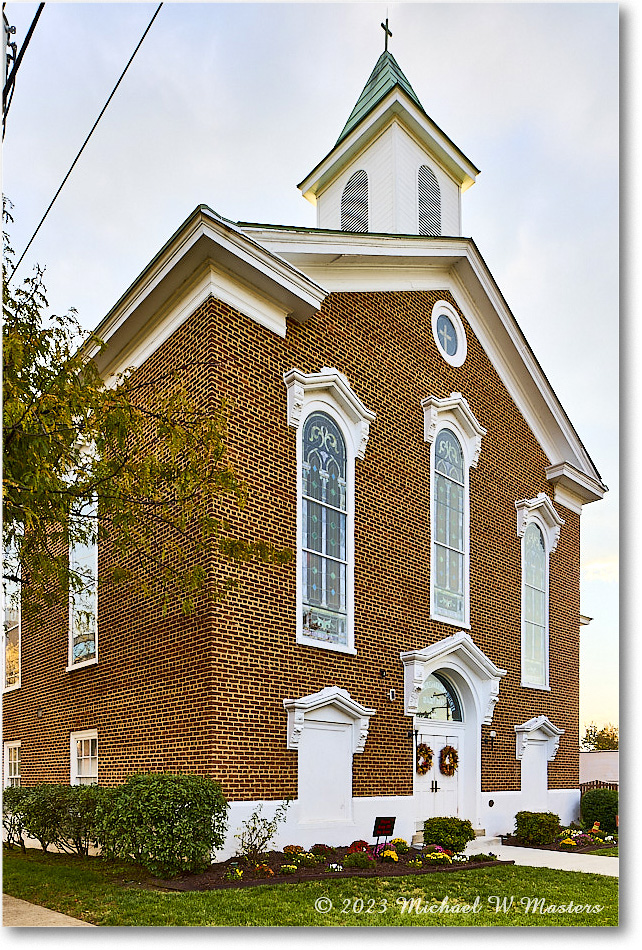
[381,18,392,52]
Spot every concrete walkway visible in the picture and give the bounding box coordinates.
[466,839,619,878]
[3,894,95,927]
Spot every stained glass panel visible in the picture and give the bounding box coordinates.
[523,523,546,685]
[433,430,465,623]
[302,413,348,645]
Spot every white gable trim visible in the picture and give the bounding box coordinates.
[283,687,376,752]
[299,88,479,203]
[422,392,486,468]
[514,715,564,761]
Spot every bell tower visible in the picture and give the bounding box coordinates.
[298,27,480,237]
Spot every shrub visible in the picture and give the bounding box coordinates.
[18,784,70,852]
[514,811,560,846]
[235,800,289,866]
[96,772,228,877]
[2,786,30,851]
[58,784,104,856]
[468,852,497,863]
[343,851,376,869]
[423,817,475,853]
[291,850,320,868]
[581,788,618,833]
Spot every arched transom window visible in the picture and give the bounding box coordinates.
[416,672,463,721]
[341,169,368,232]
[522,523,547,687]
[418,164,441,236]
[433,429,465,624]
[302,412,348,646]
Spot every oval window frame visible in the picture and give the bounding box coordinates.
[431,299,467,368]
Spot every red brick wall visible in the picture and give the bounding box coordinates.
[3,288,580,797]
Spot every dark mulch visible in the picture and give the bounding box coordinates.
[150,847,513,893]
[500,835,616,854]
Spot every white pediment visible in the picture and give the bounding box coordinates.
[515,493,565,553]
[400,631,506,724]
[514,715,564,761]
[422,392,487,468]
[283,687,376,753]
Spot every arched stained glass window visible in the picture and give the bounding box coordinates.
[433,429,465,623]
[416,672,463,721]
[418,164,441,236]
[341,169,368,232]
[523,523,547,686]
[302,413,348,645]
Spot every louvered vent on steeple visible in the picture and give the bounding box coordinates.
[418,165,441,235]
[341,169,368,232]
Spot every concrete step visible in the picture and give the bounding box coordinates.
[465,836,502,853]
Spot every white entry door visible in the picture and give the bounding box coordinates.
[415,732,460,823]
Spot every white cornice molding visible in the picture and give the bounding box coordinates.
[545,462,607,510]
[514,715,564,761]
[515,493,565,553]
[283,687,376,753]
[400,631,507,724]
[422,392,486,468]
[298,88,479,202]
[283,367,376,460]
[85,207,328,378]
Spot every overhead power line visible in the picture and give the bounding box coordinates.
[3,3,46,137]
[8,2,163,284]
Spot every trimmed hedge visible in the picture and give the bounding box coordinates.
[2,783,103,855]
[514,811,561,846]
[423,817,476,853]
[96,772,228,877]
[581,788,618,833]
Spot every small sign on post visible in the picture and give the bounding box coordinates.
[373,816,396,851]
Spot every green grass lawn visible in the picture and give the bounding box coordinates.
[3,847,618,927]
[586,847,618,857]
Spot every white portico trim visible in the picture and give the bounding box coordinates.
[400,631,506,721]
[400,632,506,829]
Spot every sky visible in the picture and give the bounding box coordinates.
[3,1,622,737]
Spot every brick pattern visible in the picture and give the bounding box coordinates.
[3,288,580,798]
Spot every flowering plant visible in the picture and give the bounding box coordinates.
[371,842,396,856]
[452,853,468,863]
[254,864,274,878]
[311,843,335,855]
[407,857,423,869]
[381,849,399,863]
[560,838,577,849]
[283,844,304,854]
[391,837,409,853]
[347,839,370,853]
[224,867,243,881]
[427,852,452,864]
[280,864,298,875]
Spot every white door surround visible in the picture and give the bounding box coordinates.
[401,631,507,830]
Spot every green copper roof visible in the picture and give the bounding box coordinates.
[335,51,425,146]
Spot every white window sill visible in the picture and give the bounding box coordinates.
[66,658,98,672]
[521,681,551,691]
[297,634,357,656]
[3,682,21,693]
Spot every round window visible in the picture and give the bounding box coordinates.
[431,300,467,367]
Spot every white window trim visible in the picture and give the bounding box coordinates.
[67,497,98,672]
[3,740,21,788]
[431,299,467,368]
[515,494,564,691]
[3,533,22,692]
[70,728,98,785]
[284,368,376,655]
[423,394,486,630]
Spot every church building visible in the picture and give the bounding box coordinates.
[3,41,607,852]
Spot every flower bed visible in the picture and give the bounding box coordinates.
[150,839,511,892]
[501,827,618,853]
